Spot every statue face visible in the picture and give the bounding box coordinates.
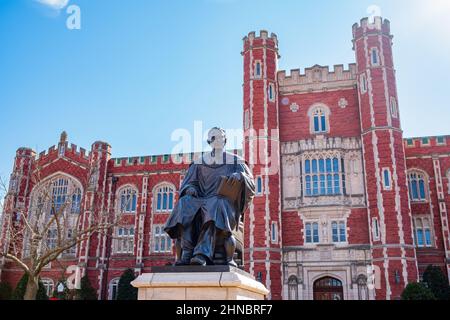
[208,128,226,150]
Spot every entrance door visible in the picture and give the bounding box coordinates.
[313,277,344,300]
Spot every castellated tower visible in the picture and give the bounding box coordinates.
[242,30,283,299]
[353,17,419,299]
[78,140,111,287]
[0,148,36,278]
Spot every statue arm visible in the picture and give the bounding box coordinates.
[179,163,200,197]
[234,162,256,225]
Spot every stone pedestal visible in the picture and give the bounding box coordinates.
[131,266,269,300]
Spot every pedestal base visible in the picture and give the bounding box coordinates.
[131,266,269,300]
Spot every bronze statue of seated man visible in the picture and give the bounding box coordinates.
[164,127,255,267]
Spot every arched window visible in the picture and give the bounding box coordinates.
[408,171,428,202]
[25,174,83,258]
[357,275,369,300]
[108,278,120,300]
[304,156,343,196]
[313,109,327,133]
[71,188,82,214]
[51,178,69,215]
[118,187,138,213]
[288,276,299,300]
[308,104,330,135]
[29,175,83,217]
[313,277,344,300]
[155,185,175,212]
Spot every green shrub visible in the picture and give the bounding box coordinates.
[76,275,97,300]
[422,265,450,300]
[0,282,13,300]
[401,282,435,300]
[116,269,138,300]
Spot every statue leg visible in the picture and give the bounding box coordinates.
[224,233,238,267]
[174,237,183,266]
[178,224,195,266]
[191,221,216,266]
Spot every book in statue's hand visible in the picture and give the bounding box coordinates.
[218,176,242,203]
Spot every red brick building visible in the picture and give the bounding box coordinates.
[1,17,449,300]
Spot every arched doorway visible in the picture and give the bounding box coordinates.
[313,277,344,300]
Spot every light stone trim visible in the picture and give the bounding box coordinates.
[132,271,269,301]
[278,64,357,94]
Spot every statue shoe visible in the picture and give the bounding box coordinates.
[190,255,207,266]
[175,251,193,266]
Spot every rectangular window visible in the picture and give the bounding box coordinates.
[304,157,342,197]
[320,115,326,132]
[383,168,392,190]
[414,218,433,248]
[163,155,170,163]
[153,225,172,253]
[360,74,367,94]
[47,229,57,250]
[372,218,380,241]
[256,176,263,196]
[140,156,146,164]
[268,83,275,102]
[314,116,320,132]
[390,98,398,118]
[416,228,424,247]
[421,138,430,146]
[305,222,319,244]
[114,227,135,254]
[244,109,250,130]
[255,61,262,78]
[332,222,339,243]
[305,223,312,244]
[406,139,414,147]
[371,48,380,66]
[312,223,319,243]
[425,229,432,247]
[339,222,346,242]
[437,136,445,145]
[151,155,158,163]
[332,221,347,243]
[271,222,278,244]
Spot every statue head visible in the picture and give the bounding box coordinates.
[207,127,227,150]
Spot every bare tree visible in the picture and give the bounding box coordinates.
[0,164,126,300]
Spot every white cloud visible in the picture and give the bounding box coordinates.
[35,0,70,10]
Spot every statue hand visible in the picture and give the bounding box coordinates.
[185,187,198,197]
[229,172,242,184]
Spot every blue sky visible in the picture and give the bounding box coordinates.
[0,0,449,183]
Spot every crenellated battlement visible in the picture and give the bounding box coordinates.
[36,142,90,161]
[16,147,36,158]
[242,30,278,52]
[352,16,391,39]
[111,149,243,168]
[278,64,357,94]
[404,136,449,149]
[243,30,278,42]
